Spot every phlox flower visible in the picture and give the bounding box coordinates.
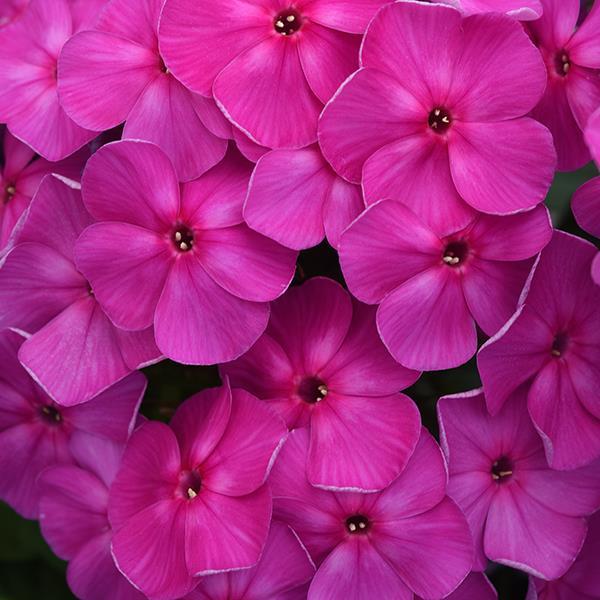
[269,427,473,599]
[58,0,231,182]
[438,388,600,578]
[39,435,145,600]
[222,277,421,492]
[108,383,287,600]
[0,175,161,406]
[478,231,600,469]
[244,145,364,250]
[184,521,315,600]
[527,512,600,599]
[528,0,600,170]
[75,141,296,365]
[572,106,600,283]
[319,1,556,235]
[0,129,86,249]
[0,0,107,160]
[0,328,145,519]
[159,0,391,149]
[340,201,552,370]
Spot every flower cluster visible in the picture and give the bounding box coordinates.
[0,0,599,599]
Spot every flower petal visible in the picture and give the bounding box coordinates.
[322,176,363,249]
[362,134,475,235]
[184,485,271,575]
[196,225,296,302]
[572,176,600,237]
[214,37,322,149]
[244,147,331,250]
[448,119,556,214]
[302,0,391,34]
[58,30,159,131]
[377,268,476,371]
[82,140,179,230]
[339,200,441,304]
[124,75,228,182]
[318,68,424,183]
[75,222,172,331]
[201,388,287,496]
[154,256,269,364]
[308,391,421,491]
[567,0,600,68]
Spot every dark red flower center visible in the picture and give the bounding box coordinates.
[40,405,62,425]
[178,469,202,500]
[554,50,571,77]
[551,332,569,357]
[491,456,514,483]
[274,9,303,35]
[172,225,195,252]
[428,107,452,133]
[3,183,16,204]
[442,240,469,267]
[346,514,369,534]
[297,376,328,404]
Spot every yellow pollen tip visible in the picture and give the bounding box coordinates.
[179,242,189,251]
[443,256,460,265]
[498,471,513,478]
[286,15,295,22]
[175,231,182,241]
[187,488,197,499]
[275,20,284,28]
[551,349,561,357]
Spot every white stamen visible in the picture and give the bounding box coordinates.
[551,349,561,357]
[180,242,189,251]
[348,522,357,532]
[275,20,284,28]
[175,231,182,241]
[443,256,460,265]
[286,14,295,22]
[358,521,367,529]
[187,488,197,499]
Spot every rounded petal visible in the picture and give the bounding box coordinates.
[58,30,159,131]
[484,485,587,579]
[108,421,181,530]
[377,268,477,371]
[196,224,296,302]
[112,500,197,600]
[339,200,441,304]
[202,388,287,496]
[75,223,172,331]
[244,147,332,250]
[81,140,180,230]
[362,134,475,235]
[169,385,232,470]
[297,23,360,104]
[214,37,322,149]
[308,539,412,600]
[184,485,272,576]
[373,497,473,599]
[448,12,547,121]
[448,119,556,214]
[322,176,363,249]
[318,68,424,183]
[572,176,600,238]
[567,0,600,68]
[527,0,580,49]
[124,75,228,182]
[159,0,271,96]
[154,256,269,364]
[308,392,421,491]
[302,0,391,34]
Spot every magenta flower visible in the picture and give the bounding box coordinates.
[244,145,364,250]
[572,107,600,284]
[270,427,473,599]
[528,0,600,170]
[438,388,600,578]
[0,129,86,249]
[39,435,145,600]
[0,328,145,519]
[108,383,287,600]
[319,1,555,235]
[58,0,231,182]
[340,200,552,370]
[159,0,390,149]
[434,572,497,600]
[222,277,421,491]
[478,231,600,469]
[0,175,161,406]
[452,0,542,19]
[75,141,296,365]
[527,512,600,599]
[184,521,315,600]
[0,0,27,28]
[0,0,106,160]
